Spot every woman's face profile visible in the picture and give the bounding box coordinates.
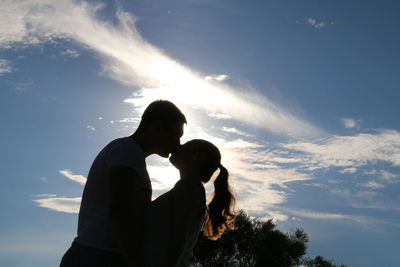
[170,141,203,171]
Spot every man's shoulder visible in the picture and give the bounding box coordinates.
[105,137,141,157]
[104,137,147,172]
[107,136,131,148]
[112,137,141,150]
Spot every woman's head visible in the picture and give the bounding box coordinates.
[169,139,221,183]
[170,139,236,240]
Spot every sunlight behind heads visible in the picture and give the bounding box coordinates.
[1,0,323,138]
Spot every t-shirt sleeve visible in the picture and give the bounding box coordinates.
[106,142,141,172]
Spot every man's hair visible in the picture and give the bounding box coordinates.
[137,100,186,130]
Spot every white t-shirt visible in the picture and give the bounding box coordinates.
[74,137,151,253]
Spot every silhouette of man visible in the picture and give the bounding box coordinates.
[60,100,186,267]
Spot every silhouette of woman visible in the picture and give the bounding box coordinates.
[141,139,236,267]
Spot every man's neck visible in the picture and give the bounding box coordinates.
[130,131,153,158]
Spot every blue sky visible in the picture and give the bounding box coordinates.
[1,0,399,266]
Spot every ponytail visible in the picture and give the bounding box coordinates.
[203,164,236,240]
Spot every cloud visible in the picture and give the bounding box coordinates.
[60,48,79,58]
[14,1,398,228]
[143,126,313,217]
[342,118,360,129]
[59,169,87,185]
[34,170,86,213]
[281,207,400,227]
[328,187,400,213]
[36,124,400,226]
[86,125,96,131]
[306,18,328,29]
[0,0,323,138]
[206,112,232,120]
[282,130,400,171]
[360,181,385,189]
[0,59,15,75]
[338,167,357,174]
[330,188,377,202]
[204,74,229,82]
[221,127,254,137]
[144,127,400,221]
[12,79,35,92]
[34,196,81,213]
[36,193,57,198]
[379,170,398,182]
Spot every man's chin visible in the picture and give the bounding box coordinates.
[159,154,169,158]
[157,151,170,158]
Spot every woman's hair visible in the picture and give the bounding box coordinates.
[203,164,236,240]
[190,139,236,240]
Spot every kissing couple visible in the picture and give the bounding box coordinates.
[60,100,236,267]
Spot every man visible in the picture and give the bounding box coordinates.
[60,100,186,267]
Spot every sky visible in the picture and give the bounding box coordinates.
[0,0,399,266]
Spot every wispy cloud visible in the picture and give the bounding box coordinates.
[86,125,96,131]
[0,59,15,75]
[131,125,400,221]
[206,112,232,120]
[34,169,86,213]
[379,170,398,182]
[13,1,399,229]
[338,167,357,174]
[0,0,323,138]
[7,79,36,92]
[306,18,329,29]
[34,196,81,213]
[35,124,400,228]
[282,130,400,171]
[143,126,313,215]
[360,181,385,189]
[219,129,400,219]
[330,188,377,203]
[281,207,400,227]
[59,169,87,186]
[32,128,400,235]
[342,118,361,130]
[60,48,80,58]
[204,74,229,82]
[221,127,254,137]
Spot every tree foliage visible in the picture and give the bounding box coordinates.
[303,256,348,267]
[191,210,346,267]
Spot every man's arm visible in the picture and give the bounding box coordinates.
[108,166,146,267]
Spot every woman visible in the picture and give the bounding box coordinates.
[141,139,236,267]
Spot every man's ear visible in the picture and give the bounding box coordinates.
[151,119,165,132]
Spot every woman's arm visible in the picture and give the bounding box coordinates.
[164,180,202,267]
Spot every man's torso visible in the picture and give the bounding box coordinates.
[74,137,152,253]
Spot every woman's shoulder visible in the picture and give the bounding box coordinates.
[172,179,205,216]
[173,178,204,195]
[172,179,205,205]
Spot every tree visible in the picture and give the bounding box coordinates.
[303,256,348,267]
[191,210,346,267]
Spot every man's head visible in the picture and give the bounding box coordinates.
[136,100,186,158]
